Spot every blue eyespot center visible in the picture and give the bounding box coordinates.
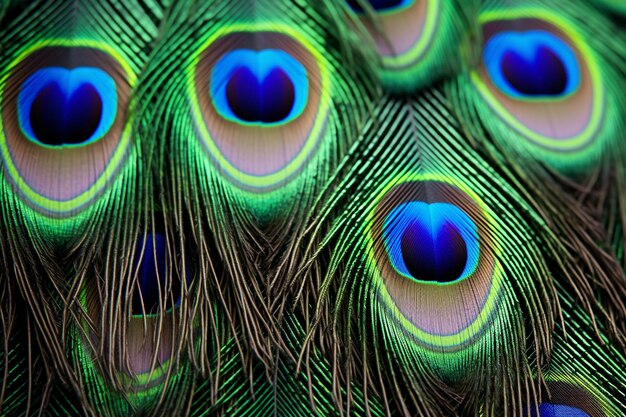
[530,403,590,417]
[29,82,103,146]
[225,67,295,123]
[345,0,412,13]
[484,30,580,99]
[211,49,308,126]
[132,234,181,316]
[383,202,480,284]
[400,219,468,283]
[501,46,567,96]
[18,67,117,146]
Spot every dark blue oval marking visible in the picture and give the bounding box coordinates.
[225,66,295,123]
[210,49,308,125]
[483,30,580,98]
[383,202,480,283]
[17,67,117,146]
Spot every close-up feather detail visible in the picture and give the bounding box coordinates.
[340,0,480,92]
[509,284,626,417]
[457,0,626,173]
[1,0,625,417]
[0,41,134,214]
[292,91,625,416]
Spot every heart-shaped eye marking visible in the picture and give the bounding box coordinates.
[484,31,580,99]
[18,67,117,146]
[383,202,480,284]
[211,49,308,126]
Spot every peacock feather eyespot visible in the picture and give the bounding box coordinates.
[382,202,480,284]
[124,232,187,389]
[483,31,580,99]
[188,24,330,189]
[211,49,309,126]
[0,39,135,215]
[342,0,440,88]
[472,9,606,154]
[79,232,187,391]
[367,175,504,350]
[17,67,117,147]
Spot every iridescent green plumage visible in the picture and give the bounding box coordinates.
[294,90,625,416]
[1,0,625,416]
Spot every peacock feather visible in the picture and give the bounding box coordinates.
[1,0,625,416]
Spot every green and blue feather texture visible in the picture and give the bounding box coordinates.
[0,0,625,416]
